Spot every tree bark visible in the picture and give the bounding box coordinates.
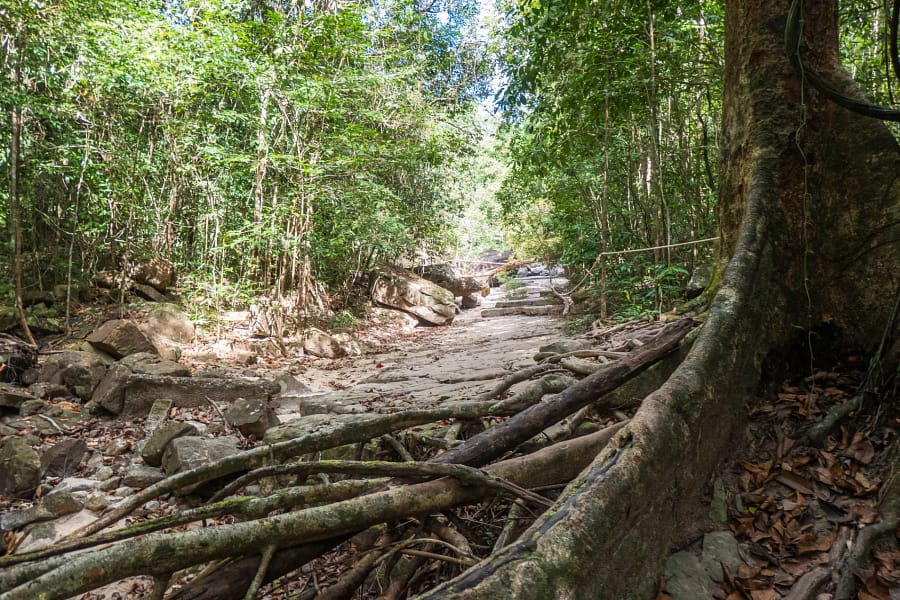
[418,1,899,598]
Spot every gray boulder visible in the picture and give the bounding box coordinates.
[140,421,200,467]
[130,257,176,292]
[224,398,279,439]
[52,477,101,494]
[90,364,133,415]
[0,436,41,498]
[122,464,166,489]
[162,436,241,492]
[122,375,275,416]
[460,294,481,309]
[303,328,346,359]
[120,352,190,377]
[687,263,714,299]
[371,265,456,326]
[416,263,485,297]
[40,439,89,478]
[0,491,82,531]
[87,319,158,359]
[37,351,108,400]
[144,303,194,343]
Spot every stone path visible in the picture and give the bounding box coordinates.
[276,277,569,420]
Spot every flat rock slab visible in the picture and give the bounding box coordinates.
[123,375,276,416]
[493,297,562,309]
[0,383,34,410]
[481,305,563,318]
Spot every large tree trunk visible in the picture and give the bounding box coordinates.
[420,1,899,598]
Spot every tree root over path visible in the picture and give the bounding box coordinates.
[0,320,692,600]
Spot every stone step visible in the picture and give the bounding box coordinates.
[481,305,563,318]
[494,297,562,309]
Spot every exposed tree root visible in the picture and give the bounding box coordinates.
[0,420,634,600]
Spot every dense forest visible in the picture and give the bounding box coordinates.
[1,0,899,598]
[2,0,897,328]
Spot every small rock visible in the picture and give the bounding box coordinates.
[104,438,131,456]
[0,436,41,498]
[99,478,120,491]
[535,339,592,359]
[93,466,115,481]
[224,397,279,439]
[40,439,89,478]
[87,319,158,359]
[460,293,482,309]
[144,500,162,511]
[84,491,110,512]
[140,421,200,467]
[114,486,134,497]
[145,398,175,429]
[122,464,165,489]
[90,364,133,415]
[303,328,346,359]
[26,382,71,401]
[701,531,743,582]
[19,399,49,416]
[54,477,101,494]
[272,372,315,397]
[709,478,728,524]
[663,552,716,600]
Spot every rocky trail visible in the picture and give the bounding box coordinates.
[272,278,569,420]
[1,273,897,600]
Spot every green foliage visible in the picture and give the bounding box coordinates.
[0,0,491,319]
[493,0,722,319]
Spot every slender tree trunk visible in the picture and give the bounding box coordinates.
[600,88,611,320]
[6,33,35,345]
